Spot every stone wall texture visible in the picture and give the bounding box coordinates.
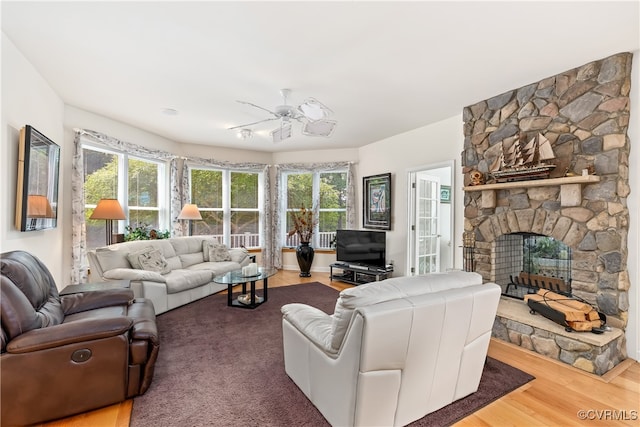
[461,52,633,373]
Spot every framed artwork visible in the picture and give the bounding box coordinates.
[15,125,60,232]
[440,185,451,204]
[363,173,391,230]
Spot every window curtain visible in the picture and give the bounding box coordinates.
[263,164,281,269]
[271,161,357,268]
[71,129,176,282]
[171,158,189,236]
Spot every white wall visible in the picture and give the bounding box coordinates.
[1,33,66,283]
[358,115,465,275]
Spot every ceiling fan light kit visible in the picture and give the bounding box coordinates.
[229,88,336,143]
[237,128,252,140]
[271,123,292,143]
[302,119,337,137]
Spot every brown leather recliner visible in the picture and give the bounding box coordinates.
[1,250,160,426]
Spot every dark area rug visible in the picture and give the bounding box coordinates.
[131,282,534,427]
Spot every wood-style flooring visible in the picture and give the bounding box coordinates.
[37,270,639,427]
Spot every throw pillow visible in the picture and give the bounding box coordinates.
[127,247,171,274]
[202,237,220,262]
[208,243,232,262]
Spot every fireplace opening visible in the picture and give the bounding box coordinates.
[494,233,572,299]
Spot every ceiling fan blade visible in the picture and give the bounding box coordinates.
[302,119,337,137]
[236,100,279,117]
[228,117,278,130]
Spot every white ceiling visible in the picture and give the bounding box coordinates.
[2,1,639,152]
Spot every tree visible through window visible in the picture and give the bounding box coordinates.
[190,167,261,248]
[83,146,164,249]
[284,170,347,249]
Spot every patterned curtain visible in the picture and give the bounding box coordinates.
[170,158,189,236]
[262,165,282,268]
[71,131,88,283]
[346,162,357,229]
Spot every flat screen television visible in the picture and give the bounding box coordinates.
[336,229,386,268]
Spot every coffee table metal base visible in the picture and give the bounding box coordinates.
[227,277,268,309]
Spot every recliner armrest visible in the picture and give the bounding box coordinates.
[281,303,334,354]
[5,317,134,354]
[62,288,134,315]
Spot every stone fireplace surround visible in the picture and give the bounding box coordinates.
[461,52,632,375]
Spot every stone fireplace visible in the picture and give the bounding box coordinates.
[461,52,632,375]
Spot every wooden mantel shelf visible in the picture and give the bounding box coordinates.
[463,175,600,192]
[463,175,601,208]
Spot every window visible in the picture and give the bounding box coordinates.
[283,170,347,249]
[83,145,166,249]
[189,167,262,248]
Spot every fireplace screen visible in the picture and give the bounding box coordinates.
[494,233,572,299]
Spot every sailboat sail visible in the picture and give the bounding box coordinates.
[538,134,555,161]
[522,136,537,164]
[489,132,557,182]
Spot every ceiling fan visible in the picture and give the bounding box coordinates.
[229,89,337,143]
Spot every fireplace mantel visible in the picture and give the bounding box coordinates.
[464,175,601,208]
[463,175,600,192]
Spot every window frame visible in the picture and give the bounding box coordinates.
[82,143,168,248]
[282,169,347,249]
[188,165,263,248]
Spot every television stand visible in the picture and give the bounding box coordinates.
[330,263,392,286]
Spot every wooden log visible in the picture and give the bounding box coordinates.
[524,294,586,322]
[568,320,593,332]
[536,289,595,314]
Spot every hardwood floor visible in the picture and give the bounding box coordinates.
[39,270,639,427]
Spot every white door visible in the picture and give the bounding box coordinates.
[411,172,440,274]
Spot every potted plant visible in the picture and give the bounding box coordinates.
[288,205,317,277]
[125,223,170,241]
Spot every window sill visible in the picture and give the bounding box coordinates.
[282,247,335,254]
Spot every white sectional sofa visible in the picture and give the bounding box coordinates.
[88,236,252,314]
[281,271,501,427]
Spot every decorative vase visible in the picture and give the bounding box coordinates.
[296,242,315,277]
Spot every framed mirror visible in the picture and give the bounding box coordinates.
[15,125,61,231]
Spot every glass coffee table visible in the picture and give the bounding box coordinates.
[213,267,277,309]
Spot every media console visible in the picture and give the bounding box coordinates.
[329,262,393,286]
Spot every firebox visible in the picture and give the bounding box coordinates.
[494,233,572,299]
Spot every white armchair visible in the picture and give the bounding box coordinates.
[281,271,501,427]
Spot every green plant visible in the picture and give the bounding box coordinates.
[125,223,170,241]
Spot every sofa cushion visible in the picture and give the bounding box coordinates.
[229,247,250,264]
[170,236,206,256]
[95,248,132,272]
[202,238,220,262]
[179,252,205,268]
[127,247,171,274]
[330,271,484,351]
[208,243,232,262]
[185,261,242,276]
[103,268,166,283]
[162,270,212,294]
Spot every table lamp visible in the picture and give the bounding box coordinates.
[178,204,202,236]
[90,198,126,245]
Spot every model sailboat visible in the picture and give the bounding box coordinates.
[490,133,556,182]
